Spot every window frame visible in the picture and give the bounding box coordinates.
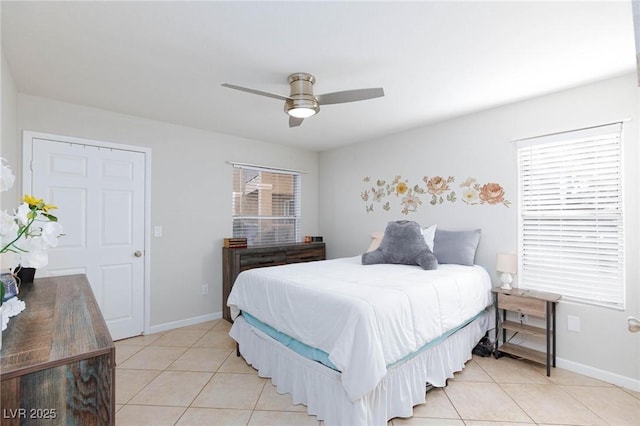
[231,163,302,246]
[516,122,625,310]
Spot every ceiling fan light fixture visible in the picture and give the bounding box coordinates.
[222,72,384,127]
[288,106,317,118]
[285,97,319,118]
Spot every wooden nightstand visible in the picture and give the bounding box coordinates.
[492,287,561,376]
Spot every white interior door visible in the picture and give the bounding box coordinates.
[26,135,148,340]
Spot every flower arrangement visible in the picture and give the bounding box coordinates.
[1,195,63,267]
[0,158,63,277]
[0,158,63,330]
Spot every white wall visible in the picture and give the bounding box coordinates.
[1,52,19,270]
[9,93,319,330]
[1,53,18,206]
[319,73,640,388]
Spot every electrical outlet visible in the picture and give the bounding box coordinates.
[201,284,209,295]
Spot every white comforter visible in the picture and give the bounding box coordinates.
[227,256,492,402]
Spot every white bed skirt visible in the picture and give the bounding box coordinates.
[229,311,491,426]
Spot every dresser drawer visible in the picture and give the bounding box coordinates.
[286,247,325,263]
[498,293,546,317]
[240,252,287,267]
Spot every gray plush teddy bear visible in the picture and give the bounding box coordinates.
[362,220,438,270]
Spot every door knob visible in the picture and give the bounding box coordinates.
[134,250,143,257]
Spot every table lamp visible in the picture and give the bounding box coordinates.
[496,253,517,290]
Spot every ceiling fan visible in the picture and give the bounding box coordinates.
[221,73,384,127]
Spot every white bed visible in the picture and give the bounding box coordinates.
[227,256,493,425]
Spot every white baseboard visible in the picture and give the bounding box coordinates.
[494,333,640,392]
[557,357,640,392]
[146,311,223,335]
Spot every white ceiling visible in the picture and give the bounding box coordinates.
[1,1,636,152]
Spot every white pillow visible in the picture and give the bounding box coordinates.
[421,224,437,252]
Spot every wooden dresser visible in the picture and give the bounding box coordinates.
[1,274,115,425]
[222,242,326,321]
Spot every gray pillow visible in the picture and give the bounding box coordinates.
[433,229,481,266]
[362,220,438,270]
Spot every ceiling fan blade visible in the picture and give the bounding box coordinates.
[221,83,291,101]
[289,116,304,128]
[316,88,384,105]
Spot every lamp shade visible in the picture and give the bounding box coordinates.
[496,253,517,274]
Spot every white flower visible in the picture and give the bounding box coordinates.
[16,236,50,269]
[0,210,19,245]
[401,193,421,212]
[460,177,476,188]
[42,222,63,247]
[0,158,15,192]
[15,203,32,226]
[462,188,479,204]
[2,297,26,330]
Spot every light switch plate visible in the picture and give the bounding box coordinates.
[567,315,581,332]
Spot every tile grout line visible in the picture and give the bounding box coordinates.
[554,384,617,425]
[493,381,537,424]
[117,369,163,406]
[117,333,168,407]
[170,322,219,418]
[184,343,234,412]
[441,380,464,422]
[469,356,537,424]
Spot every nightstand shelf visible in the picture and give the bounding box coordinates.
[501,320,547,337]
[497,342,547,365]
[492,287,561,376]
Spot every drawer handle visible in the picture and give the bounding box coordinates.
[255,258,279,264]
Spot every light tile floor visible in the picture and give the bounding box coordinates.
[115,319,640,425]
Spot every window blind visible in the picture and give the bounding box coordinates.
[516,123,624,309]
[232,164,301,245]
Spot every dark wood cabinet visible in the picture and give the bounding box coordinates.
[222,242,326,321]
[1,274,115,425]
